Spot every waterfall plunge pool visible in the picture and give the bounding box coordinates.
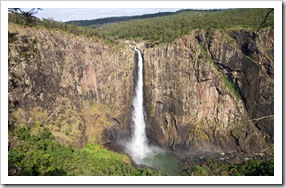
[124,142,180,176]
[140,148,180,176]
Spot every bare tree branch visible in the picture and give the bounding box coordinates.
[257,8,274,32]
[247,115,274,122]
[8,8,42,23]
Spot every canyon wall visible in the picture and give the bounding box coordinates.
[8,24,135,148]
[8,24,274,155]
[143,29,273,155]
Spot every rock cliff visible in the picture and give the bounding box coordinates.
[143,29,273,155]
[8,24,273,156]
[8,24,134,148]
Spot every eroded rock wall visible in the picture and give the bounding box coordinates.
[8,24,135,148]
[143,29,273,155]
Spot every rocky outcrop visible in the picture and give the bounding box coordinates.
[209,30,274,144]
[143,29,273,155]
[8,24,134,148]
[8,23,273,157]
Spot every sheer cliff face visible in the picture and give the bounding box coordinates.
[9,24,134,148]
[8,24,273,155]
[143,30,273,154]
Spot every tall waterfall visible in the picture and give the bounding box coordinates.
[128,46,150,163]
[124,47,179,175]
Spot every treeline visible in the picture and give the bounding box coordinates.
[9,127,160,176]
[9,8,274,45]
[96,8,274,43]
[66,9,228,28]
[66,11,179,28]
[8,13,114,44]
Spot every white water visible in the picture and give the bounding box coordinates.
[127,47,151,164]
[123,47,179,175]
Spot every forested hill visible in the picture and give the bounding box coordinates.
[67,8,274,43]
[9,8,274,45]
[66,10,180,27]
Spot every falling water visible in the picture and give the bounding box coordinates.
[128,46,150,163]
[125,46,179,175]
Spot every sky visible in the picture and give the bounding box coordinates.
[31,8,185,22]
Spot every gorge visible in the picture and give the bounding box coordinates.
[8,8,274,176]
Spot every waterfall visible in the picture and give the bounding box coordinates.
[124,46,179,175]
[128,46,150,164]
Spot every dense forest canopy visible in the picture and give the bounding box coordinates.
[66,11,180,27]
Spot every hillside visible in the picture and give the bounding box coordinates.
[66,11,179,27]
[74,8,274,43]
[8,8,274,176]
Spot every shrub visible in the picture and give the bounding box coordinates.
[8,127,159,176]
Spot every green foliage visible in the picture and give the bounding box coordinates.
[180,159,274,176]
[67,11,178,27]
[96,8,274,43]
[146,102,155,117]
[191,166,209,176]
[229,159,274,176]
[9,12,31,25]
[221,75,241,101]
[18,127,31,140]
[40,18,100,37]
[9,8,274,45]
[9,127,159,176]
[9,13,115,45]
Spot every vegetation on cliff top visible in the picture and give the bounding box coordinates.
[96,8,274,43]
[9,8,274,44]
[8,12,112,44]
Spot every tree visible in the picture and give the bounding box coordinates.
[257,8,274,32]
[8,8,42,23]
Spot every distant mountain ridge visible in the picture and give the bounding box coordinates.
[65,9,223,28]
[65,11,179,27]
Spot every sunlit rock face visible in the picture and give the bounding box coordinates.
[9,23,273,156]
[143,29,273,155]
[8,24,135,148]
